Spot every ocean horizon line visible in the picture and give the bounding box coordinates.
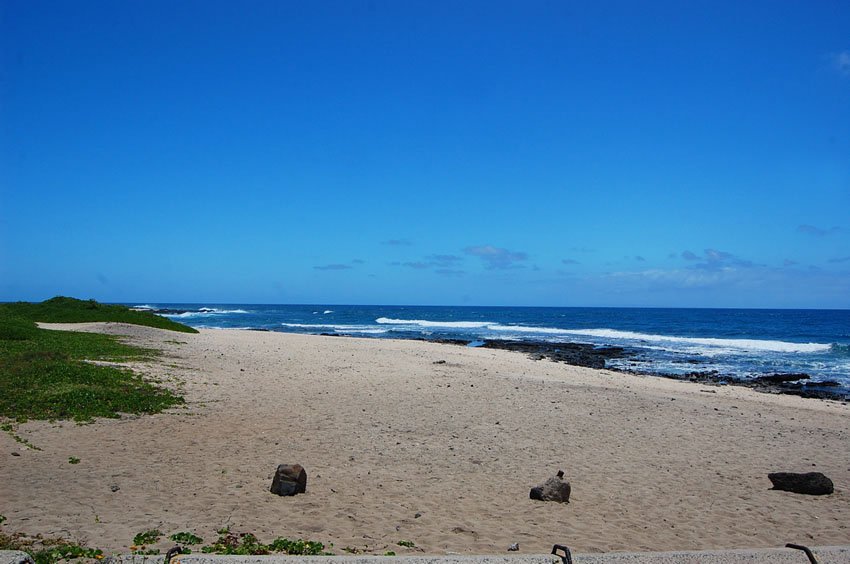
[112,301,849,312]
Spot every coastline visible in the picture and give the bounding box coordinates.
[139,304,850,400]
[471,339,850,401]
[2,324,849,555]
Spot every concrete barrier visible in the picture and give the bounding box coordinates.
[0,551,34,564]
[7,546,850,564]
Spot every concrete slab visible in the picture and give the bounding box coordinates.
[11,546,850,564]
[170,546,850,564]
[0,551,34,564]
[102,556,167,564]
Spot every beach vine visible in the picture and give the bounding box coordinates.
[0,298,189,423]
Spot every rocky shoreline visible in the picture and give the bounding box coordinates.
[474,339,849,402]
[308,333,850,402]
[145,311,850,403]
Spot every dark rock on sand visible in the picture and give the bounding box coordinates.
[530,470,571,502]
[482,340,633,369]
[632,369,850,401]
[768,472,834,495]
[270,464,307,496]
[755,373,810,385]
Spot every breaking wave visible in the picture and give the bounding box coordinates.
[375,317,493,329]
[562,328,831,354]
[164,308,249,318]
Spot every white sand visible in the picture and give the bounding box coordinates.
[2,323,848,555]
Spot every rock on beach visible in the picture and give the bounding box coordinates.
[768,472,834,495]
[270,464,307,496]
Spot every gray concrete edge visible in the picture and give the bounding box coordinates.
[6,546,850,564]
[0,551,34,564]
[114,545,850,564]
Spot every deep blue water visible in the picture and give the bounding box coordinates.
[132,304,850,387]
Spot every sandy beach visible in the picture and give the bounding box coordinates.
[2,323,848,555]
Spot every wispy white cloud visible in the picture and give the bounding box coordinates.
[397,254,465,274]
[402,262,431,269]
[681,250,699,261]
[607,267,737,289]
[834,51,850,76]
[797,224,840,237]
[604,259,850,307]
[426,254,463,267]
[314,264,352,271]
[679,249,754,270]
[435,269,465,277]
[464,245,528,269]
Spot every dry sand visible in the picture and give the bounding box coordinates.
[2,323,849,555]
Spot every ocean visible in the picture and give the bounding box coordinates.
[132,304,850,390]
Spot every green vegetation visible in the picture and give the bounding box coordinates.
[0,297,186,422]
[131,529,162,546]
[169,532,204,545]
[67,457,80,465]
[0,530,103,564]
[397,540,415,548]
[266,537,330,556]
[200,531,331,556]
[0,523,334,561]
[2,423,41,450]
[0,296,197,333]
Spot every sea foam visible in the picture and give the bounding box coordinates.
[563,328,831,354]
[282,323,386,333]
[487,324,573,335]
[375,317,492,329]
[165,308,249,318]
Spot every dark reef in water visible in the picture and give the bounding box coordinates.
[139,307,191,315]
[650,370,848,401]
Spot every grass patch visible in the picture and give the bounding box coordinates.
[0,524,332,561]
[169,532,203,545]
[0,299,185,422]
[0,296,197,333]
[201,531,331,555]
[0,530,103,564]
[2,423,41,450]
[132,529,162,546]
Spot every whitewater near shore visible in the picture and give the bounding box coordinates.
[2,324,849,555]
[148,304,850,390]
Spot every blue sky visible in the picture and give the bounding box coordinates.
[1,1,848,308]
